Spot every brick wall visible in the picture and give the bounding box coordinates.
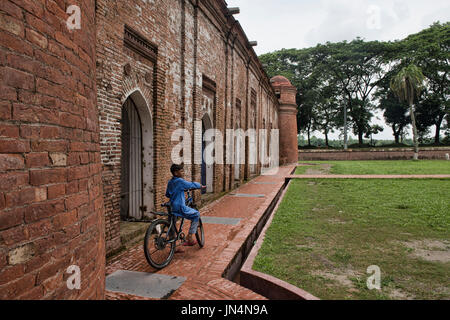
[298,148,450,161]
[97,0,283,255]
[0,0,105,299]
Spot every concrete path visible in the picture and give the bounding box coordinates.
[105,165,296,300]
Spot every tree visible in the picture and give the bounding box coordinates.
[415,94,447,144]
[364,124,384,146]
[260,48,321,146]
[315,39,387,146]
[400,22,450,143]
[379,91,410,144]
[390,64,426,160]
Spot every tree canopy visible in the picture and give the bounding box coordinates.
[259,21,450,146]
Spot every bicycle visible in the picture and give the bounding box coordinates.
[144,188,205,269]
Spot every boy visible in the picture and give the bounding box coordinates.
[165,164,205,246]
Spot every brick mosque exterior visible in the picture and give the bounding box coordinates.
[0,0,298,299]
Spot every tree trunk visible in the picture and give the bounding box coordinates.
[393,124,400,144]
[358,130,364,146]
[307,127,311,147]
[324,130,329,147]
[410,104,419,160]
[434,116,443,144]
[394,132,400,144]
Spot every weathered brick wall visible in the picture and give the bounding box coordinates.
[272,77,298,165]
[298,148,450,161]
[97,0,283,255]
[0,0,105,299]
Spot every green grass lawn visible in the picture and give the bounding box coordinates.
[253,178,450,300]
[296,160,450,175]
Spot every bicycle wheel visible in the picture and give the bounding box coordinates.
[195,218,204,248]
[144,219,175,269]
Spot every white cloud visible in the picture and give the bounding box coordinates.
[227,0,450,54]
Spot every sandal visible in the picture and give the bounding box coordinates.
[182,240,197,247]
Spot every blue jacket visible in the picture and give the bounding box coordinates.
[165,177,201,216]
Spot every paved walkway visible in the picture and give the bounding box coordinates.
[105,165,296,300]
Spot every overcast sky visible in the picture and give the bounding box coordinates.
[226,0,450,141]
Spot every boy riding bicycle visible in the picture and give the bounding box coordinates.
[165,164,206,246]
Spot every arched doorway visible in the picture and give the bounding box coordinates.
[120,91,154,220]
[201,113,214,194]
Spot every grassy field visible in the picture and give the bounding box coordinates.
[253,178,450,300]
[296,160,450,175]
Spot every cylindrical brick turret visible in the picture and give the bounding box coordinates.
[0,1,105,299]
[270,76,298,165]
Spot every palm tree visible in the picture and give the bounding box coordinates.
[390,64,426,160]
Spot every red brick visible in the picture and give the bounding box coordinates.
[31,140,68,153]
[10,0,44,18]
[0,66,34,90]
[25,28,48,48]
[0,30,33,56]
[42,272,63,296]
[16,284,44,300]
[0,193,5,210]
[69,141,90,152]
[0,154,24,170]
[25,11,52,35]
[52,209,77,229]
[25,152,49,168]
[0,139,30,153]
[0,273,36,299]
[29,168,66,185]
[65,180,78,195]
[13,103,59,125]
[0,101,12,120]
[20,124,40,139]
[47,183,65,199]
[0,264,24,286]
[60,112,86,129]
[0,85,17,101]
[6,53,45,77]
[65,192,88,211]
[5,188,36,207]
[68,166,89,181]
[36,256,69,285]
[0,208,24,230]
[0,224,29,246]
[24,252,50,273]
[27,219,53,240]
[0,123,19,138]
[0,1,23,19]
[23,199,65,223]
[0,172,28,192]
[0,12,24,37]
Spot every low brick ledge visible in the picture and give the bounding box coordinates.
[239,179,320,300]
[298,147,450,153]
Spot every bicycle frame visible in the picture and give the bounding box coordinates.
[163,189,196,244]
